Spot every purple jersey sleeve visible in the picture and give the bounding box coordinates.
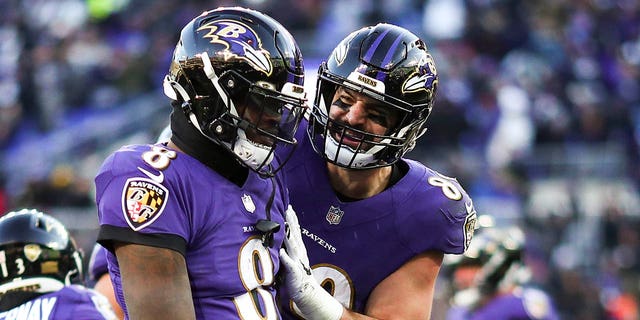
[95,145,190,253]
[88,243,109,281]
[395,160,476,255]
[0,286,117,320]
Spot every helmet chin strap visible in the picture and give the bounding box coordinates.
[226,129,274,170]
[185,111,274,170]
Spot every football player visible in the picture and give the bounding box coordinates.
[94,7,307,319]
[444,226,560,320]
[277,23,477,319]
[0,209,117,319]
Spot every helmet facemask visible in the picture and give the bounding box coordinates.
[163,7,307,177]
[221,71,307,172]
[308,23,437,170]
[308,62,429,169]
[165,51,306,176]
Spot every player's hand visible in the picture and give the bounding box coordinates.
[279,205,344,320]
[282,205,309,268]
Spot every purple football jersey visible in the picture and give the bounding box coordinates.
[278,121,477,316]
[446,287,560,320]
[95,144,287,319]
[0,285,117,320]
[88,244,108,282]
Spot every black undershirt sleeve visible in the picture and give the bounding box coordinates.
[97,225,187,257]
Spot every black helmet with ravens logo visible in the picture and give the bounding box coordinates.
[309,23,438,169]
[163,7,307,176]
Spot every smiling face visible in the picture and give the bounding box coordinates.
[327,86,399,151]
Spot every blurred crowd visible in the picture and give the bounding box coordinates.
[1,0,639,319]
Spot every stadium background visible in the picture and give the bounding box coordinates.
[0,0,639,318]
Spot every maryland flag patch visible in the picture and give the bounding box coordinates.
[121,178,168,231]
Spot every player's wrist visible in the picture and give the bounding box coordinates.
[292,281,343,320]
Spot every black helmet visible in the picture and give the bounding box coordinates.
[309,23,438,169]
[163,7,307,176]
[0,209,83,294]
[446,226,528,299]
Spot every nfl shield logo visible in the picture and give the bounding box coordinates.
[325,206,344,225]
[242,194,256,213]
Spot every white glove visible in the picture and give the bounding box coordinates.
[279,205,344,320]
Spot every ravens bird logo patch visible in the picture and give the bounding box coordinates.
[121,178,169,231]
